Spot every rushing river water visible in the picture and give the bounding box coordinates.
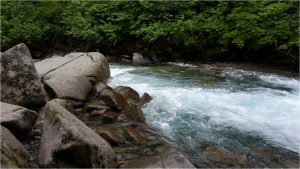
[108,63,299,167]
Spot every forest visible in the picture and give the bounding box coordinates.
[1,1,299,70]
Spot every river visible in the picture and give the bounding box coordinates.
[108,62,299,167]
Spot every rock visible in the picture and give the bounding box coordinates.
[126,101,146,123]
[120,55,132,63]
[96,125,126,146]
[94,82,113,94]
[202,145,249,168]
[101,111,120,124]
[125,126,145,145]
[139,92,152,106]
[126,145,195,168]
[0,43,47,108]
[35,52,110,101]
[39,99,117,168]
[115,86,140,104]
[84,99,110,112]
[1,126,31,168]
[132,53,151,64]
[0,102,38,137]
[100,89,129,112]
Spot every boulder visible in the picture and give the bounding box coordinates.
[0,102,38,137]
[39,99,117,168]
[1,126,31,168]
[100,89,129,112]
[126,101,146,123]
[115,86,140,104]
[139,92,152,106]
[35,52,110,101]
[132,53,151,64]
[0,43,47,107]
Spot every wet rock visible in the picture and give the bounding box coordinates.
[126,101,146,123]
[0,43,47,108]
[1,126,31,168]
[115,86,140,104]
[202,145,250,168]
[132,53,151,64]
[100,89,129,112]
[96,125,126,146]
[0,102,38,137]
[36,52,110,101]
[39,99,117,168]
[139,92,152,106]
[84,99,110,112]
[126,145,195,168]
[102,111,120,124]
[125,126,145,145]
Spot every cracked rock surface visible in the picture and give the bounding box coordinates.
[35,52,110,101]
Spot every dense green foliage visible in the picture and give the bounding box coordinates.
[1,1,299,63]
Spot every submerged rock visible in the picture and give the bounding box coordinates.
[39,99,117,168]
[1,126,32,168]
[202,145,250,168]
[0,43,47,108]
[35,52,110,101]
[126,145,195,168]
[0,102,38,137]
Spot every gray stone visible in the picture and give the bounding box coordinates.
[132,53,151,64]
[39,99,117,168]
[1,126,31,168]
[0,43,47,107]
[35,52,110,101]
[0,102,37,136]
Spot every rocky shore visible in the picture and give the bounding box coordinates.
[0,44,195,168]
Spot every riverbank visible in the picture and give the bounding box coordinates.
[1,44,194,168]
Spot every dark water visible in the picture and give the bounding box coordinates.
[108,63,300,167]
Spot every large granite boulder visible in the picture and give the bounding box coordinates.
[39,99,117,168]
[1,126,31,168]
[0,43,47,108]
[35,52,110,101]
[0,102,37,137]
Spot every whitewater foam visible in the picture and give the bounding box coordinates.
[108,64,300,154]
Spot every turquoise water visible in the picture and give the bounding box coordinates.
[108,63,300,167]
